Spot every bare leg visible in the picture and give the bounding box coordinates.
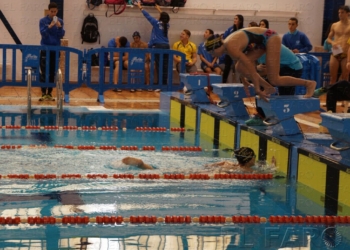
[145,62,150,85]
[113,60,120,85]
[265,36,316,97]
[235,50,276,96]
[226,46,274,101]
[339,57,350,111]
[214,67,222,75]
[204,67,212,73]
[329,55,340,84]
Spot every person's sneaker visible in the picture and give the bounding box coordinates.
[39,94,46,101]
[148,89,153,92]
[137,89,142,92]
[184,90,193,96]
[155,89,161,92]
[46,94,54,101]
[130,89,135,93]
[312,87,327,98]
[217,101,229,108]
[113,89,122,92]
[245,116,266,126]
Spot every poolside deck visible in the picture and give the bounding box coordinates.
[0,85,346,134]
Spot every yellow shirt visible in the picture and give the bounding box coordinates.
[173,41,197,62]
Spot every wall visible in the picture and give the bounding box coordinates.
[0,0,325,80]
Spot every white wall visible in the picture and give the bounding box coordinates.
[0,0,324,48]
[0,0,324,80]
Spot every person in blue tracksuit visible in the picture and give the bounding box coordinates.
[137,2,170,87]
[39,2,65,101]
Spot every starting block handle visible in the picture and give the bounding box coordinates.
[263,116,294,126]
[330,141,350,151]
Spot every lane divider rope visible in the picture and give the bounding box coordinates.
[0,144,203,152]
[1,215,349,225]
[1,173,274,180]
[1,125,187,132]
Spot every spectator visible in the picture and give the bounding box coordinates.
[259,19,269,29]
[248,21,259,27]
[125,31,151,92]
[173,29,198,73]
[39,2,65,101]
[137,2,170,89]
[198,29,222,75]
[107,36,129,90]
[282,17,312,53]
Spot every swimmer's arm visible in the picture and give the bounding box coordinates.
[327,25,336,46]
[205,161,236,168]
[122,157,154,170]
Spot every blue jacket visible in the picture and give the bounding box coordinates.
[222,26,234,39]
[198,42,217,66]
[39,15,65,46]
[141,10,169,47]
[282,30,312,53]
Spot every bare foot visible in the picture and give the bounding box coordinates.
[264,87,276,95]
[257,90,269,102]
[304,81,316,98]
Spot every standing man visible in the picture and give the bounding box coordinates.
[327,6,350,85]
[282,17,312,54]
[39,2,65,101]
[173,29,197,73]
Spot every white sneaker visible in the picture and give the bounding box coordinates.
[130,89,135,92]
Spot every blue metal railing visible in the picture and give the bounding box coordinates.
[0,44,186,104]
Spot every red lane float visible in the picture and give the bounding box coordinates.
[162,146,202,151]
[142,146,156,151]
[214,173,273,180]
[139,174,160,179]
[135,127,167,132]
[120,146,138,151]
[101,126,118,131]
[113,174,134,179]
[0,145,22,150]
[170,127,186,132]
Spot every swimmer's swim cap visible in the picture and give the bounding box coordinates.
[205,34,222,51]
[234,147,255,165]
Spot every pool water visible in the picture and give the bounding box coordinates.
[0,106,350,250]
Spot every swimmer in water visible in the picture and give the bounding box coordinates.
[121,147,260,173]
[121,156,154,170]
[204,147,256,173]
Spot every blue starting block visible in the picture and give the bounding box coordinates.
[257,96,320,135]
[180,73,222,103]
[320,113,350,163]
[212,83,255,117]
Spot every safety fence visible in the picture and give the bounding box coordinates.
[0,44,186,103]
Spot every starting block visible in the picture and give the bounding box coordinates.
[180,73,222,103]
[257,96,320,135]
[320,113,350,164]
[212,83,255,117]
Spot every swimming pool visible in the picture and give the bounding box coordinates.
[0,106,350,250]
